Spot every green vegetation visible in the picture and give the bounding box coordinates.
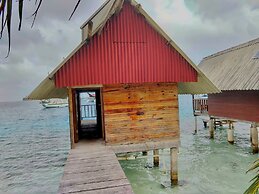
[0,0,81,56]
[244,158,259,194]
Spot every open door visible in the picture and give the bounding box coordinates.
[76,89,103,140]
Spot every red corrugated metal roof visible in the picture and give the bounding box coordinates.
[55,1,197,88]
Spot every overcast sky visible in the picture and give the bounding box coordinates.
[0,0,258,102]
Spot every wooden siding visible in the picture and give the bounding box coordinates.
[208,90,259,122]
[103,83,179,145]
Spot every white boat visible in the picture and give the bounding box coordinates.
[41,99,68,108]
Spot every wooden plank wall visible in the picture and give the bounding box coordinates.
[103,83,179,145]
[208,90,259,122]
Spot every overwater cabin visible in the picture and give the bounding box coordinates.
[27,0,218,186]
[198,38,259,153]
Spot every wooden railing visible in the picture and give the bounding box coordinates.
[193,98,208,116]
[80,104,97,120]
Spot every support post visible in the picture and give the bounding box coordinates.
[170,147,178,185]
[203,120,208,128]
[251,123,258,154]
[142,151,148,156]
[153,149,159,167]
[209,118,214,139]
[68,88,75,149]
[250,125,253,143]
[194,116,197,134]
[227,122,234,144]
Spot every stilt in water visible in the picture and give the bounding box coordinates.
[250,125,253,143]
[194,116,198,134]
[170,147,178,185]
[142,151,148,156]
[251,123,258,154]
[227,121,234,144]
[203,120,208,128]
[153,149,159,167]
[209,118,214,139]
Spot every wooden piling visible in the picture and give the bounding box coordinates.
[142,151,148,156]
[209,118,214,139]
[251,123,258,154]
[194,116,197,134]
[170,147,178,185]
[250,125,253,143]
[227,122,234,144]
[153,149,159,167]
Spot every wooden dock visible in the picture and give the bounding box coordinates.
[58,140,134,194]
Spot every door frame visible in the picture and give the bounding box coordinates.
[75,87,105,140]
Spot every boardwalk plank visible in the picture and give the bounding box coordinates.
[64,158,118,168]
[59,179,130,193]
[62,185,133,194]
[58,140,134,194]
[60,174,127,188]
[63,163,122,174]
[60,170,125,182]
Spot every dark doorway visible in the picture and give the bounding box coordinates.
[76,89,103,140]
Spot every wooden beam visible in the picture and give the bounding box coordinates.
[100,87,106,140]
[251,123,258,154]
[227,121,234,144]
[87,21,93,40]
[209,118,214,139]
[75,92,80,143]
[194,116,197,134]
[108,139,179,154]
[153,149,159,167]
[170,147,178,185]
[192,94,195,116]
[68,88,75,149]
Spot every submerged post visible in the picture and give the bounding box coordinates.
[194,116,198,134]
[209,118,214,139]
[251,123,258,154]
[153,149,159,167]
[227,121,234,144]
[170,147,178,185]
[250,125,253,143]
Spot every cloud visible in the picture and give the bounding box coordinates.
[0,0,104,101]
[138,0,259,63]
[0,0,259,101]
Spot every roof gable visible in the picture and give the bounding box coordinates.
[55,1,197,87]
[26,0,219,100]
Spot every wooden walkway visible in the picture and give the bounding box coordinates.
[58,140,134,194]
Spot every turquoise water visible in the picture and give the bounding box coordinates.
[120,97,258,194]
[0,101,70,193]
[0,97,257,193]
